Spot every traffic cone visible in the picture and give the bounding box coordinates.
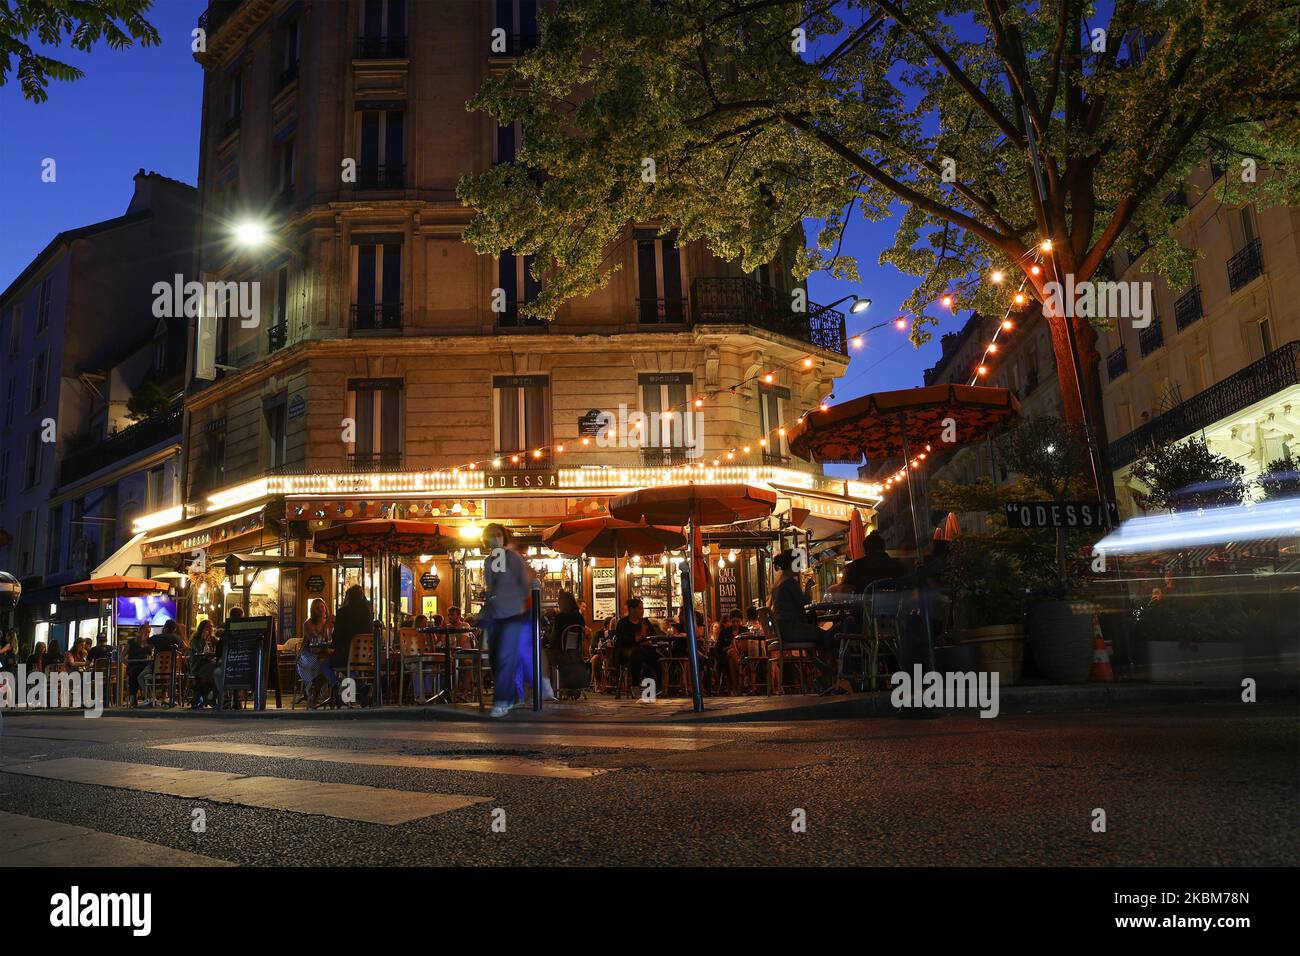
[1090,616,1114,682]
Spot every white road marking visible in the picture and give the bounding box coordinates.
[0,809,235,867]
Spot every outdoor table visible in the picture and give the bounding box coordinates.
[419,625,475,704]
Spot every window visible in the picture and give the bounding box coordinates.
[0,450,8,499]
[46,504,63,576]
[36,278,51,332]
[358,0,407,57]
[29,350,47,410]
[223,69,243,134]
[269,265,290,345]
[203,428,226,494]
[635,229,685,323]
[5,376,16,427]
[264,394,288,470]
[347,378,402,468]
[153,317,168,372]
[496,251,542,326]
[758,384,790,461]
[277,16,300,89]
[495,0,539,53]
[274,138,295,200]
[9,304,20,354]
[356,109,404,188]
[17,510,36,576]
[146,465,167,511]
[1188,351,1213,395]
[351,240,402,330]
[639,372,697,462]
[24,428,42,488]
[1259,317,1273,356]
[1241,206,1256,244]
[493,374,549,457]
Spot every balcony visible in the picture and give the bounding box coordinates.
[491,33,540,57]
[640,447,696,467]
[1107,346,1127,381]
[267,322,287,352]
[1109,340,1300,469]
[1138,321,1164,357]
[355,164,405,190]
[636,297,688,325]
[762,450,792,466]
[350,302,403,333]
[1174,285,1203,331]
[58,403,182,486]
[197,0,243,39]
[496,303,548,332]
[348,452,403,473]
[1227,237,1264,293]
[690,276,847,355]
[355,35,407,59]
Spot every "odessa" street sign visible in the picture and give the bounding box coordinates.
[1004,500,1118,529]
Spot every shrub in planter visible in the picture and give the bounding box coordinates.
[1131,595,1247,684]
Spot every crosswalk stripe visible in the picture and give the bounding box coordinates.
[269,725,726,750]
[0,809,235,867]
[151,741,605,778]
[2,758,491,825]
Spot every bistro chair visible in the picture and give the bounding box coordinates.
[90,658,120,709]
[659,656,693,698]
[863,581,906,690]
[759,609,820,695]
[736,630,770,695]
[148,651,180,707]
[345,634,377,706]
[398,628,441,705]
[451,630,487,707]
[551,625,589,700]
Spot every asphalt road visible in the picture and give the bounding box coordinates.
[0,703,1296,866]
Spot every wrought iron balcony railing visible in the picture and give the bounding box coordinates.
[348,452,403,473]
[496,303,547,331]
[640,447,696,467]
[1174,285,1203,331]
[762,450,792,466]
[1139,320,1164,357]
[1107,345,1127,381]
[59,403,182,486]
[197,1,243,39]
[355,35,408,58]
[1109,340,1300,469]
[355,164,405,189]
[690,276,847,355]
[636,296,688,325]
[1227,237,1264,293]
[267,322,288,352]
[350,302,403,333]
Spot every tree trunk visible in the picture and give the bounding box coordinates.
[1043,303,1115,508]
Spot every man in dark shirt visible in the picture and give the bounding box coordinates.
[840,531,905,593]
[613,598,661,690]
[86,635,114,664]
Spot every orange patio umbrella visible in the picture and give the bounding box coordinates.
[543,516,687,618]
[609,483,778,712]
[848,508,867,560]
[60,575,171,598]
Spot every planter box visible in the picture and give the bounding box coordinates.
[1027,601,1093,684]
[1146,641,1244,685]
[956,624,1024,686]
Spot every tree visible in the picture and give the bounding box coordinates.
[995,416,1092,502]
[459,0,1300,487]
[125,379,171,422]
[0,0,160,103]
[1129,436,1246,512]
[1255,451,1300,500]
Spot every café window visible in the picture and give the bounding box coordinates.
[356,109,405,187]
[759,384,790,461]
[347,378,403,469]
[493,374,549,457]
[639,372,697,459]
[351,239,403,330]
[635,228,685,324]
[264,393,289,470]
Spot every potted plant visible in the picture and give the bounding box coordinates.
[940,533,1028,685]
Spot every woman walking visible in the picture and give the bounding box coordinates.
[480,523,535,718]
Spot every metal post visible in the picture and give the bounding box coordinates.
[253,643,266,711]
[680,553,705,713]
[899,413,936,673]
[530,579,543,711]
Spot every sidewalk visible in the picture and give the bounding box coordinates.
[2,681,1263,724]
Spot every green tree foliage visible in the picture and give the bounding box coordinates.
[1254,451,1300,501]
[459,0,1300,444]
[1129,436,1246,512]
[0,0,160,102]
[995,416,1093,502]
[125,379,171,422]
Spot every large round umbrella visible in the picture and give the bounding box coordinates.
[848,508,866,560]
[312,519,460,706]
[544,517,687,626]
[788,384,1018,674]
[609,483,778,712]
[61,576,173,704]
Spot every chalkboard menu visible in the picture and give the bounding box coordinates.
[716,563,739,618]
[306,574,325,594]
[222,616,272,708]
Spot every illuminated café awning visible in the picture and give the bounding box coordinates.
[141,505,267,559]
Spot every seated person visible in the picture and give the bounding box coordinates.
[86,634,114,665]
[188,619,219,708]
[25,641,47,672]
[769,549,836,690]
[837,531,906,594]
[125,626,155,707]
[64,639,90,669]
[298,599,339,708]
[713,609,744,694]
[613,598,662,690]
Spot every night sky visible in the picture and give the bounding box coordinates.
[0,0,955,476]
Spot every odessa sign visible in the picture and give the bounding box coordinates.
[1004,500,1118,529]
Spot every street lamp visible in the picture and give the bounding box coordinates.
[233,220,269,248]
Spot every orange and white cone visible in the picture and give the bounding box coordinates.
[1090,616,1114,682]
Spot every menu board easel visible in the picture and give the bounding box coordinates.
[220,615,273,711]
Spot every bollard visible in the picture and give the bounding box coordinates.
[680,565,705,713]
[531,580,543,711]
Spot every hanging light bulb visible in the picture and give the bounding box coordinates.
[851,335,864,348]
[1040,239,1053,252]
[1014,293,1027,305]
[1002,319,1013,330]
[802,357,813,368]
[991,270,1004,284]
[763,373,775,384]
[941,295,954,309]
[1030,264,1041,276]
